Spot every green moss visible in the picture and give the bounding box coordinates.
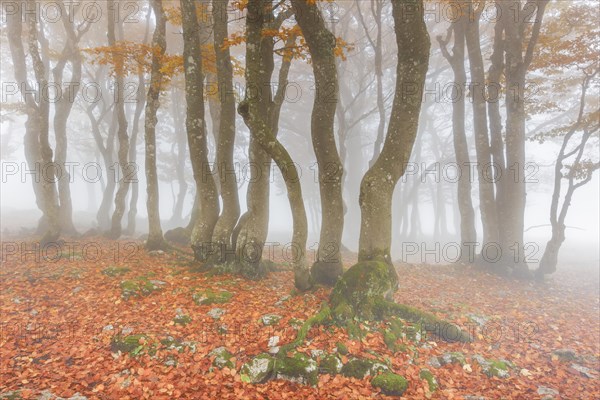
[192,289,233,305]
[340,357,389,379]
[371,372,408,396]
[383,302,472,343]
[260,314,282,326]
[486,359,510,378]
[160,336,197,353]
[274,352,318,386]
[210,347,235,369]
[279,304,330,354]
[336,342,348,355]
[0,391,22,400]
[173,314,192,325]
[240,353,274,384]
[102,266,131,277]
[110,334,153,356]
[120,278,161,299]
[383,329,398,352]
[319,353,343,375]
[419,368,438,392]
[330,261,395,321]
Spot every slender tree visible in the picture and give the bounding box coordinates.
[292,0,344,285]
[144,0,168,250]
[180,0,220,260]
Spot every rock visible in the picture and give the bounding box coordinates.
[148,250,165,257]
[268,346,280,355]
[72,286,83,294]
[173,314,192,325]
[275,295,291,307]
[439,352,467,367]
[210,347,234,369]
[274,352,318,386]
[419,368,438,392]
[103,324,114,332]
[428,356,442,368]
[570,363,598,378]
[552,348,578,362]
[371,372,408,396]
[318,353,343,375]
[35,389,88,400]
[240,354,274,384]
[268,336,280,348]
[30,309,39,316]
[207,308,225,319]
[164,358,177,367]
[340,357,389,379]
[467,313,488,327]
[463,396,487,400]
[537,386,559,398]
[471,355,512,378]
[260,314,282,326]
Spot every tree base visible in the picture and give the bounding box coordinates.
[329,261,472,343]
[310,260,343,286]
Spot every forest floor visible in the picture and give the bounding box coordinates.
[0,238,599,399]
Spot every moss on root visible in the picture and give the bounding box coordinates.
[329,261,472,343]
[330,260,396,320]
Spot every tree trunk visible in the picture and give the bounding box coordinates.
[437,16,477,261]
[207,0,241,265]
[465,5,499,259]
[144,0,168,250]
[501,0,547,277]
[170,87,189,227]
[108,0,131,239]
[233,2,293,278]
[240,0,310,290]
[7,6,61,243]
[357,0,430,268]
[292,0,344,285]
[181,0,220,260]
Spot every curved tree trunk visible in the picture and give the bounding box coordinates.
[108,0,131,239]
[240,0,310,290]
[181,0,220,260]
[357,0,430,269]
[144,0,168,250]
[292,0,344,285]
[233,3,294,278]
[207,0,241,265]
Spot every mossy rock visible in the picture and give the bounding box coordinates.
[240,353,274,384]
[260,314,282,326]
[274,352,318,386]
[210,347,235,369]
[102,266,130,277]
[330,260,396,321]
[439,352,467,366]
[173,314,192,325]
[110,334,153,356]
[120,278,161,299]
[192,289,233,305]
[419,368,438,392]
[319,353,343,375]
[0,391,23,400]
[340,357,389,379]
[371,372,408,396]
[471,355,513,378]
[160,336,197,353]
[383,329,398,351]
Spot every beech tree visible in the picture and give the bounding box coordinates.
[7,4,61,244]
[292,0,344,285]
[144,0,168,250]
